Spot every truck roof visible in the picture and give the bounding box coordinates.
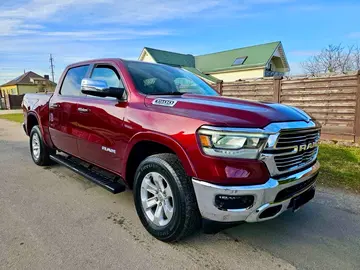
[66,58,169,69]
[67,58,124,67]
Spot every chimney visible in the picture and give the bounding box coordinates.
[44,75,49,80]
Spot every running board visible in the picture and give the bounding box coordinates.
[50,154,126,194]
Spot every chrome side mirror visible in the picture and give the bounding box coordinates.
[81,78,108,92]
[81,78,125,99]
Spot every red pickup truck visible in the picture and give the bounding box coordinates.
[22,59,320,242]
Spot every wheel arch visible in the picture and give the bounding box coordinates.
[26,112,40,136]
[123,132,197,188]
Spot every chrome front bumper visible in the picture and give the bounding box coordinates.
[192,161,320,223]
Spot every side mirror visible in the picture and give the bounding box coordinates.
[81,78,125,99]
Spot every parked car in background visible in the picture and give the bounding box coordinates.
[22,59,320,242]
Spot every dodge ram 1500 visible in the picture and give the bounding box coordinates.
[22,59,320,242]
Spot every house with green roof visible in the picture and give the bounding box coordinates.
[138,41,289,82]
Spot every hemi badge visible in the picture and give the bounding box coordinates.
[152,99,177,107]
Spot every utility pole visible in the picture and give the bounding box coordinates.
[49,54,55,82]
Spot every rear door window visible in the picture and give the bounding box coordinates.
[60,65,89,96]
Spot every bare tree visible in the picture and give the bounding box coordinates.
[301,57,322,76]
[301,44,356,75]
[351,45,360,70]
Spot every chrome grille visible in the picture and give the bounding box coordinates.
[276,129,320,148]
[274,128,320,172]
[260,122,321,177]
[274,147,318,171]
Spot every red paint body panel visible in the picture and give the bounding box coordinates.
[74,97,127,172]
[48,95,79,156]
[22,58,309,186]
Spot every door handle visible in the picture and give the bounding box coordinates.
[50,103,60,109]
[78,107,90,113]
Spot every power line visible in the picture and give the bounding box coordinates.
[49,54,55,82]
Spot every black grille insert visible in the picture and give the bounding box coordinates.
[274,173,318,202]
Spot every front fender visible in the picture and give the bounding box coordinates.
[123,131,197,178]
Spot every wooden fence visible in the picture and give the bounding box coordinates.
[215,72,360,143]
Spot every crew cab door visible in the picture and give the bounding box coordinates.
[49,65,90,156]
[75,63,127,174]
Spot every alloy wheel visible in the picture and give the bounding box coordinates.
[140,172,174,227]
[32,133,41,160]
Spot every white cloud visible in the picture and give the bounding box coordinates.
[90,0,224,24]
[0,0,109,20]
[42,29,173,38]
[0,0,111,37]
[20,24,45,30]
[0,0,224,31]
[0,0,294,82]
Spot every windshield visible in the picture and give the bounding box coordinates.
[124,61,219,96]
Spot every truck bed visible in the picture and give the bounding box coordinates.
[22,92,53,136]
[23,92,53,111]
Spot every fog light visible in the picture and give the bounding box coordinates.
[215,195,254,210]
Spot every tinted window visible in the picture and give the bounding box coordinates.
[123,61,219,96]
[91,66,124,88]
[61,65,89,96]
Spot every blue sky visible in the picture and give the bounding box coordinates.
[1,0,360,83]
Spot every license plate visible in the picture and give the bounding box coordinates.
[289,187,315,212]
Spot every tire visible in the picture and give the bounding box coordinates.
[30,125,53,166]
[133,153,201,242]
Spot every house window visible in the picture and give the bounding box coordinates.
[232,56,247,66]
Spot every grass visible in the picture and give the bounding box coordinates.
[318,144,360,193]
[0,113,359,193]
[0,113,23,123]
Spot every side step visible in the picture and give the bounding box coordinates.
[50,154,126,194]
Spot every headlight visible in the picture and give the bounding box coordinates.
[197,126,269,159]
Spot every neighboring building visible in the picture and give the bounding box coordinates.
[138,41,290,82]
[0,71,56,98]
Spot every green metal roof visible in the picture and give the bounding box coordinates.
[182,67,220,83]
[195,41,281,73]
[144,47,195,67]
[141,41,287,80]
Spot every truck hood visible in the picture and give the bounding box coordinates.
[144,94,311,128]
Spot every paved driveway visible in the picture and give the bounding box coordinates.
[0,119,359,270]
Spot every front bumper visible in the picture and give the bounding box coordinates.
[192,161,320,223]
